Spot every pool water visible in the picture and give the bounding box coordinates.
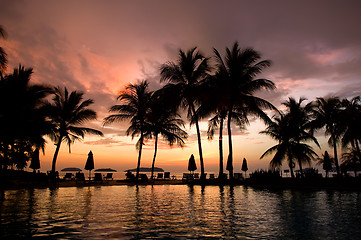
[1,185,361,239]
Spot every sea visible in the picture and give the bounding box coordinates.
[1,185,361,239]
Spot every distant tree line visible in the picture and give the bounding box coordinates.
[1,24,360,180]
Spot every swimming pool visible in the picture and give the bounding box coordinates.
[1,185,360,239]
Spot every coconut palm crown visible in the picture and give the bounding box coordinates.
[104,80,152,179]
[47,87,103,173]
[311,97,342,176]
[213,42,277,179]
[160,47,211,179]
[144,95,188,179]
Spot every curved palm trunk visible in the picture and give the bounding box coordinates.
[332,135,340,176]
[227,110,233,180]
[190,104,205,179]
[136,134,144,180]
[151,134,159,180]
[219,117,224,179]
[51,137,62,174]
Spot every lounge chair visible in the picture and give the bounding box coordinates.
[209,174,215,180]
[157,173,163,179]
[182,173,194,180]
[182,173,188,180]
[234,173,243,180]
[94,173,103,182]
[104,173,113,180]
[63,173,73,180]
[139,173,148,182]
[194,173,199,179]
[75,172,85,182]
[125,171,135,180]
[164,172,170,180]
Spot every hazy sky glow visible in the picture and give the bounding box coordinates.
[1,0,361,173]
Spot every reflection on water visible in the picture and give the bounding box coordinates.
[1,185,361,239]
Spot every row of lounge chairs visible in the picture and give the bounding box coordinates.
[182,173,216,180]
[125,172,173,181]
[156,172,171,180]
[63,171,244,182]
[182,173,244,180]
[63,172,113,182]
[183,173,205,180]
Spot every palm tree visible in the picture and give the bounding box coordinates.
[213,42,276,179]
[47,87,103,174]
[0,25,7,76]
[194,74,228,180]
[282,97,319,176]
[341,148,360,177]
[207,109,227,179]
[261,113,318,178]
[160,47,211,179]
[261,114,296,177]
[104,80,152,179]
[340,96,361,162]
[312,97,342,176]
[0,65,52,170]
[144,97,188,179]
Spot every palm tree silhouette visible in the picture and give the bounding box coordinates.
[195,74,228,180]
[341,148,360,177]
[145,94,188,179]
[0,65,52,170]
[340,96,361,162]
[104,80,152,179]
[312,97,342,176]
[282,97,319,177]
[207,109,227,179]
[261,112,318,178]
[47,87,103,174]
[261,114,296,177]
[160,47,211,179]
[213,42,276,179]
[0,25,8,76]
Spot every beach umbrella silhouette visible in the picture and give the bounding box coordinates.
[241,158,248,177]
[188,154,197,173]
[85,150,95,180]
[226,154,233,171]
[323,151,332,178]
[29,148,40,172]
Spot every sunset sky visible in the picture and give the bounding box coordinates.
[1,0,361,174]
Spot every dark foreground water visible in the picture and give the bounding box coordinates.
[1,185,361,239]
